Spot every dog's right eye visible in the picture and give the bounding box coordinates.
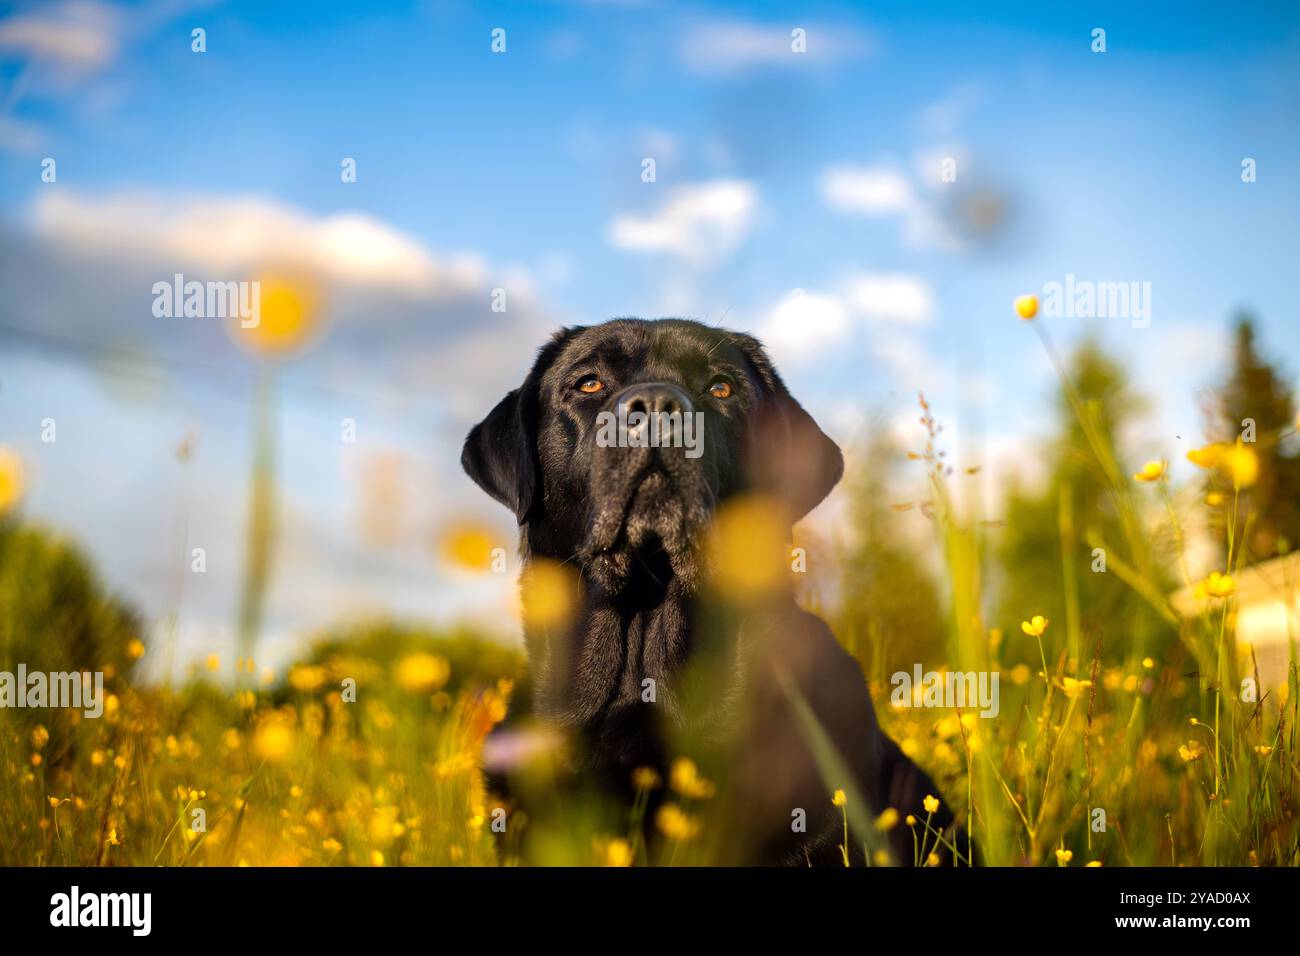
[576,375,604,394]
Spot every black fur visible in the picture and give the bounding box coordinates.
[463,318,965,865]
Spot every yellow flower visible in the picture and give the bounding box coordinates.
[1055,848,1073,866]
[599,838,634,868]
[393,652,450,693]
[126,639,146,660]
[1010,663,1031,685]
[632,767,662,791]
[322,838,342,853]
[1194,571,1236,600]
[1187,444,1224,469]
[370,850,385,867]
[669,757,715,800]
[205,653,220,672]
[925,852,940,867]
[251,714,296,763]
[232,272,321,358]
[875,807,900,831]
[104,828,120,847]
[1187,441,1257,488]
[905,814,917,827]
[1059,677,1093,699]
[519,558,580,631]
[1132,460,1166,482]
[655,804,700,842]
[1086,860,1102,867]
[1255,745,1274,756]
[440,523,501,572]
[935,714,962,739]
[705,495,788,601]
[831,789,847,808]
[1021,615,1049,638]
[0,446,25,515]
[923,794,940,814]
[1205,491,1225,507]
[1142,657,1155,669]
[31,725,49,750]
[1178,741,1204,762]
[1014,294,1039,320]
[288,664,328,693]
[481,688,508,725]
[1222,443,1258,488]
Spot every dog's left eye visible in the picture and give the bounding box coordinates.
[708,378,733,399]
[576,375,604,394]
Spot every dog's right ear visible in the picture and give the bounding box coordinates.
[461,387,537,524]
[461,328,578,525]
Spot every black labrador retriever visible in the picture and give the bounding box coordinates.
[462,318,963,865]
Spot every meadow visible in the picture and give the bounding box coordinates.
[1,305,1298,867]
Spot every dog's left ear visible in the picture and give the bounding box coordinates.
[461,328,578,525]
[731,331,844,521]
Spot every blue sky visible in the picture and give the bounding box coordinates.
[2,0,1298,675]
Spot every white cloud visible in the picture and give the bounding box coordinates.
[756,273,935,365]
[0,2,119,72]
[843,273,934,325]
[679,19,872,74]
[756,289,850,363]
[819,165,913,216]
[32,191,486,295]
[819,159,967,252]
[608,179,757,266]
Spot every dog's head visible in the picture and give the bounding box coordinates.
[462,319,842,594]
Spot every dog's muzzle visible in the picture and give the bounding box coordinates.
[583,382,712,590]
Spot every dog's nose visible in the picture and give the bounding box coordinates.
[614,382,694,421]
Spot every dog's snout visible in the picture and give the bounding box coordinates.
[614,382,694,421]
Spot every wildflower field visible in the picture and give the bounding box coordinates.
[2,304,1297,868]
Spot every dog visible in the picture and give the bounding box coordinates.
[462,318,965,865]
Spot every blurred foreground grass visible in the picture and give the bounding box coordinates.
[2,316,1298,866]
